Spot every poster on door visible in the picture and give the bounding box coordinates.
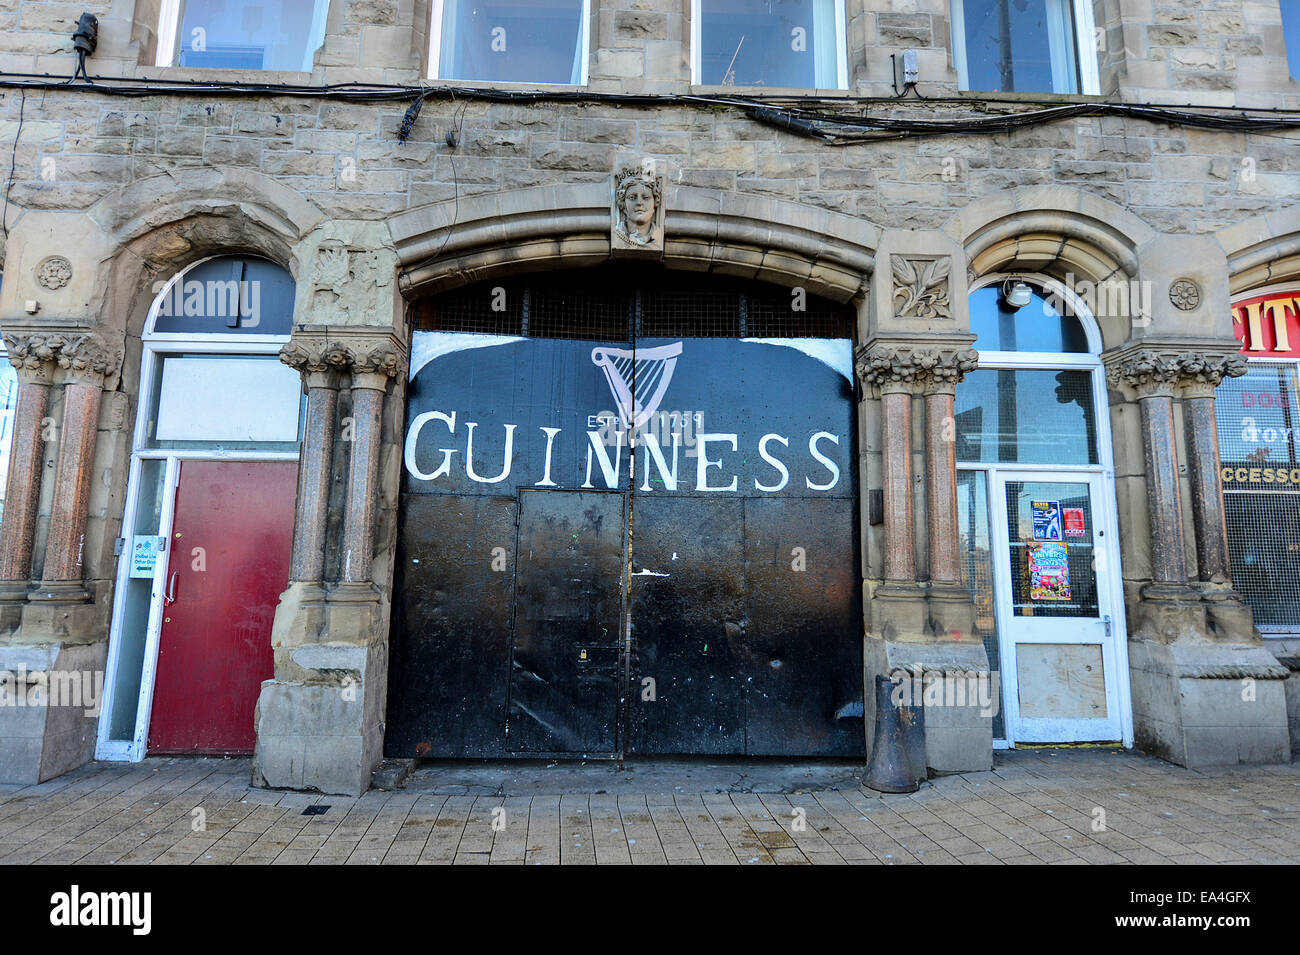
[1063,507,1086,538]
[1028,542,1071,601]
[1031,501,1063,541]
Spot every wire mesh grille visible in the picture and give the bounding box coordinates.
[414,269,853,341]
[1217,360,1300,629]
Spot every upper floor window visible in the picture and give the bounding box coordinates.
[430,0,590,85]
[951,0,1098,94]
[1284,0,1300,82]
[693,0,848,89]
[158,0,330,71]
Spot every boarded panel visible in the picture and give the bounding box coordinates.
[1016,643,1107,719]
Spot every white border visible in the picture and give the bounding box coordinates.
[428,0,591,85]
[155,0,332,69]
[951,0,1100,95]
[690,0,849,90]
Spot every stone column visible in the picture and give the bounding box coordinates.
[279,339,348,587]
[1176,354,1246,586]
[0,337,57,598]
[879,385,915,583]
[33,336,118,598]
[919,350,979,587]
[1110,345,1285,766]
[335,345,402,591]
[1109,353,1190,587]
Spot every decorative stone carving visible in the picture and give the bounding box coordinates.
[855,344,978,392]
[891,256,952,319]
[2,333,120,385]
[2,333,64,379]
[352,345,406,380]
[310,243,393,325]
[280,339,353,375]
[1169,279,1201,311]
[1107,350,1246,397]
[610,163,665,256]
[57,335,123,383]
[35,256,72,291]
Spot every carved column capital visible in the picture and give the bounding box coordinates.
[1105,348,1247,399]
[855,343,978,396]
[2,333,63,385]
[280,338,352,388]
[56,334,123,386]
[1174,352,1247,399]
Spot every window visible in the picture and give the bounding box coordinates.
[1284,0,1300,82]
[951,0,1098,94]
[693,0,848,89]
[158,0,330,71]
[1220,287,1300,632]
[430,0,590,85]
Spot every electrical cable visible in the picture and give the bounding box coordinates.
[1,88,26,241]
[1,72,1299,145]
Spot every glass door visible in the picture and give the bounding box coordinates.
[990,471,1123,743]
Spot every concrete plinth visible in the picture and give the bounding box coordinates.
[1129,640,1291,767]
[252,581,388,796]
[0,642,107,784]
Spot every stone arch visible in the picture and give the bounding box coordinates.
[388,184,879,304]
[943,187,1155,352]
[86,168,325,346]
[1216,206,1300,294]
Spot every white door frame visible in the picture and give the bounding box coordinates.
[960,272,1133,749]
[96,257,298,761]
[986,468,1128,744]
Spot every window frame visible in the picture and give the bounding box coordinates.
[950,0,1101,96]
[427,0,592,86]
[1223,280,1300,636]
[690,0,849,90]
[155,0,331,71]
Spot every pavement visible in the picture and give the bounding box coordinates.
[1,749,1298,864]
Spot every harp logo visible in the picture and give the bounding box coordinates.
[591,341,683,430]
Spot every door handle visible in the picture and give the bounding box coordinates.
[1102,614,1111,638]
[165,571,179,605]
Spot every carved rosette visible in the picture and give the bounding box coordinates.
[891,256,952,319]
[1107,350,1246,398]
[855,344,979,395]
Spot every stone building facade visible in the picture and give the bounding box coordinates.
[0,0,1298,793]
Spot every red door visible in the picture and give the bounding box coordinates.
[147,460,298,755]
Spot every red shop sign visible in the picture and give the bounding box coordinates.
[1234,290,1300,357]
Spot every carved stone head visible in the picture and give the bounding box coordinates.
[612,165,665,255]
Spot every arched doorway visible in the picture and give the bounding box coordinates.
[955,275,1131,747]
[97,256,303,760]
[391,266,864,757]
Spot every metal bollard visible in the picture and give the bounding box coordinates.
[864,673,927,793]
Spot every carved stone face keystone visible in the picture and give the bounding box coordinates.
[611,165,665,256]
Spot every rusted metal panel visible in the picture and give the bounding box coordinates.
[508,490,624,753]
